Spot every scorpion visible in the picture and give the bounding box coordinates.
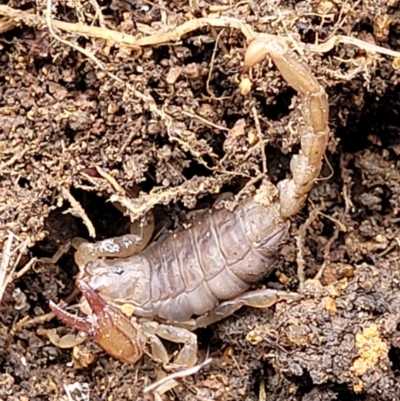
[49,33,329,368]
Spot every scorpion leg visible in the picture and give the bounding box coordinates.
[146,334,170,365]
[73,212,155,266]
[142,321,198,368]
[50,280,147,364]
[245,35,329,218]
[37,242,73,264]
[175,289,302,330]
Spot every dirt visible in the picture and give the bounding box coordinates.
[1,0,400,400]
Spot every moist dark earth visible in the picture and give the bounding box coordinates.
[1,0,400,400]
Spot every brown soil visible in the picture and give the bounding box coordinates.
[1,0,400,400]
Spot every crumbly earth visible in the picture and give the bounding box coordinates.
[1,0,400,400]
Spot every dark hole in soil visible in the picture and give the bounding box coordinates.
[389,22,400,51]
[256,87,295,122]
[64,125,77,145]
[389,346,400,376]
[338,84,400,153]
[17,177,30,189]
[182,157,215,179]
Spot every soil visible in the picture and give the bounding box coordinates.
[1,0,400,400]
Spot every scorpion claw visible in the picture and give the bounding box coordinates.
[76,279,108,317]
[50,280,147,364]
[49,300,95,335]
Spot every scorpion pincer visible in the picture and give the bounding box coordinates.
[49,34,329,368]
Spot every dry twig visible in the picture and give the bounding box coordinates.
[2,4,400,60]
[0,233,29,303]
[144,358,212,396]
[251,106,267,175]
[296,208,319,290]
[61,187,96,238]
[110,175,226,221]
[94,166,126,195]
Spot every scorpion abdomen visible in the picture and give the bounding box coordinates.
[81,198,288,322]
[145,198,287,321]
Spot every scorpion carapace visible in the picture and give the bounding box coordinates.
[49,33,330,368]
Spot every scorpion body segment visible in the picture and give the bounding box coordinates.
[49,33,330,368]
[80,198,287,323]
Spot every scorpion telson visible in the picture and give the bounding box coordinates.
[50,34,329,368]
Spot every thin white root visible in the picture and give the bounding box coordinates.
[144,358,212,395]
